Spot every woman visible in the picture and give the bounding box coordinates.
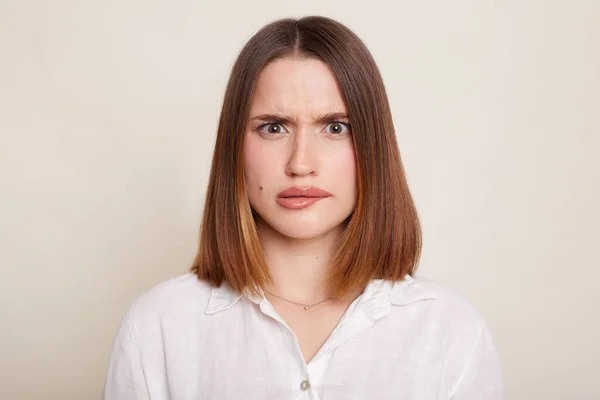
[104,16,504,399]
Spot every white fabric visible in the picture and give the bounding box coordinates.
[104,273,504,399]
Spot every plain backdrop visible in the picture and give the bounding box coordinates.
[1,1,598,399]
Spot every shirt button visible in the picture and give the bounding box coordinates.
[300,380,311,391]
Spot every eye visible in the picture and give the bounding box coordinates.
[324,121,351,135]
[257,123,288,135]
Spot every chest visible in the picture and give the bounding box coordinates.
[153,305,450,400]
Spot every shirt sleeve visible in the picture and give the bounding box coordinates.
[103,313,150,400]
[449,323,505,400]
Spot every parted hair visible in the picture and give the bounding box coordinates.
[190,16,421,298]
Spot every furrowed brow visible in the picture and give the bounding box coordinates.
[250,112,349,125]
[250,114,295,124]
[315,112,350,124]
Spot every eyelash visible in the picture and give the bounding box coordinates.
[256,121,351,136]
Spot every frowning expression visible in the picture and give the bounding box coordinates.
[243,56,357,240]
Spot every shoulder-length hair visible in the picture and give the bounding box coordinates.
[191,16,421,298]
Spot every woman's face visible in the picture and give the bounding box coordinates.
[243,56,357,240]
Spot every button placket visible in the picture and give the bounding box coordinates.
[257,299,315,396]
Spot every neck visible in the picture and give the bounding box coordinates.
[256,219,343,304]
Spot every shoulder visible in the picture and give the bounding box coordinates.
[124,272,213,330]
[405,277,503,395]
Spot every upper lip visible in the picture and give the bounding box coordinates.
[277,186,332,198]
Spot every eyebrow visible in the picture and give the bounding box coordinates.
[250,112,350,125]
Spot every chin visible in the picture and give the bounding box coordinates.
[252,202,355,240]
[277,226,336,240]
[260,215,348,241]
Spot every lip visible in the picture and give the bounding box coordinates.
[276,186,332,210]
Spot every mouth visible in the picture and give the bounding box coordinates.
[277,186,332,198]
[276,186,332,210]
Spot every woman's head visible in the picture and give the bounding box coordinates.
[243,56,357,241]
[192,16,421,297]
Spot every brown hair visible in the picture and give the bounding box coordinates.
[190,16,421,298]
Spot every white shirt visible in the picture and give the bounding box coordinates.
[104,273,504,399]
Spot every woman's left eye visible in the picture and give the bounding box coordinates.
[324,122,350,135]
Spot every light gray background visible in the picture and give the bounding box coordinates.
[1,1,598,399]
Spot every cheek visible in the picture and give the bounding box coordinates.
[243,136,275,190]
[335,145,358,186]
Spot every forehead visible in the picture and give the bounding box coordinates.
[250,57,347,115]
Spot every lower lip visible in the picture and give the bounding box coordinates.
[276,196,328,210]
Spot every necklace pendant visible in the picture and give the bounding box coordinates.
[304,305,311,310]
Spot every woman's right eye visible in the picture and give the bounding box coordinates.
[257,123,288,135]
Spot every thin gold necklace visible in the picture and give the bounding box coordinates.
[264,290,333,310]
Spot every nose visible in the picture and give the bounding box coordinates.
[285,129,318,177]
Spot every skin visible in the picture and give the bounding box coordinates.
[243,56,360,362]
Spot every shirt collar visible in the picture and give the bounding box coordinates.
[205,282,245,314]
[205,275,436,315]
